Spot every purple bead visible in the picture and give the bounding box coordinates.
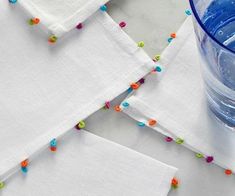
[206,156,214,163]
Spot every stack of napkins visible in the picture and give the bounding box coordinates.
[0,0,177,195]
[123,17,235,171]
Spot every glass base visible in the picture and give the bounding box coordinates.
[206,91,235,127]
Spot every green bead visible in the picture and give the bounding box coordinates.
[78,120,86,129]
[0,182,5,189]
[28,19,34,25]
[138,41,145,47]
[154,55,161,61]
[175,138,184,144]
[195,153,204,158]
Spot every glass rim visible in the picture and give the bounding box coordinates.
[189,0,235,54]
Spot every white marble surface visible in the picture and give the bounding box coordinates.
[85,0,235,195]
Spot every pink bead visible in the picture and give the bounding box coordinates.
[206,156,214,163]
[76,23,83,29]
[105,101,110,109]
[138,78,145,84]
[119,21,126,28]
[165,137,173,142]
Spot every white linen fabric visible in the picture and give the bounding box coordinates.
[0,1,155,181]
[122,17,235,171]
[18,0,110,37]
[1,129,177,196]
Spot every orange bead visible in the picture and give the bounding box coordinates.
[50,146,57,152]
[33,18,40,24]
[171,178,178,186]
[225,169,232,175]
[170,33,176,38]
[21,159,29,168]
[130,83,139,90]
[148,119,157,126]
[114,105,121,112]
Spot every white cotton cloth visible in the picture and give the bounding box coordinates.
[123,16,235,171]
[18,0,110,37]
[1,129,177,196]
[0,1,155,181]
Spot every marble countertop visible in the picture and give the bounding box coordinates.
[85,0,235,195]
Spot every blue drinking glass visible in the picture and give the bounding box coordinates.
[189,0,235,127]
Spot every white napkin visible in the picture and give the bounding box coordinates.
[122,17,235,171]
[0,1,154,180]
[17,0,110,37]
[1,129,177,196]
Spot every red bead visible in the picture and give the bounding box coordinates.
[119,21,126,28]
[50,146,57,152]
[76,23,83,29]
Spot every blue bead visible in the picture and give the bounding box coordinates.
[168,37,173,43]
[100,5,107,11]
[137,122,145,127]
[155,66,162,72]
[50,138,57,147]
[127,87,133,94]
[9,0,17,3]
[122,102,129,108]
[21,167,28,173]
[185,9,192,16]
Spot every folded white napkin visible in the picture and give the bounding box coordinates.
[2,130,177,196]
[122,17,235,172]
[17,0,110,37]
[0,1,154,180]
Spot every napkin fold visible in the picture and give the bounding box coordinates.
[1,129,177,196]
[0,1,154,181]
[17,0,110,37]
[122,17,235,171]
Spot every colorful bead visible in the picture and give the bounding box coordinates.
[155,66,162,72]
[138,41,145,48]
[130,83,139,90]
[77,121,86,129]
[175,138,184,144]
[76,23,83,29]
[122,102,129,108]
[171,178,179,189]
[48,35,58,43]
[165,136,173,142]
[170,33,176,38]
[138,78,145,84]
[206,156,214,163]
[28,18,40,25]
[225,169,232,176]
[21,167,28,173]
[148,119,157,126]
[104,101,110,109]
[50,138,57,147]
[0,182,5,189]
[9,0,17,4]
[185,9,192,16]
[168,37,173,43]
[127,87,133,94]
[50,146,57,152]
[154,55,161,61]
[195,153,204,158]
[114,105,122,112]
[100,5,107,11]
[137,122,145,127]
[119,21,126,28]
[21,159,29,168]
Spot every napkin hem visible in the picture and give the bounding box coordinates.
[18,0,110,37]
